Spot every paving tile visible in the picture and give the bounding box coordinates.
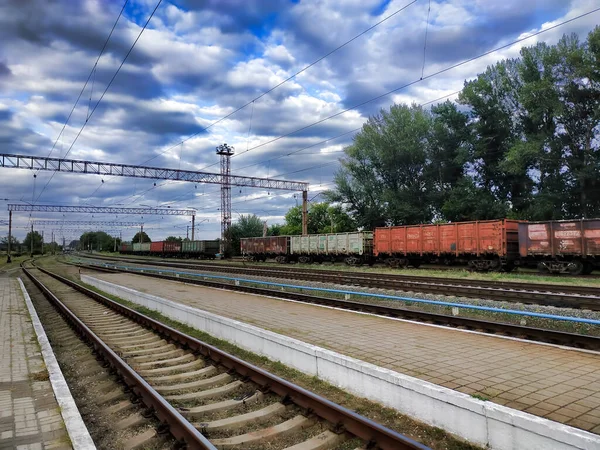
[0,279,70,449]
[93,272,600,435]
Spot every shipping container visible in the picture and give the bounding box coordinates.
[150,241,165,253]
[374,220,521,270]
[519,220,600,274]
[120,242,132,253]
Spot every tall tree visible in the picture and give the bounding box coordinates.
[79,231,121,252]
[227,214,265,256]
[427,101,472,220]
[131,231,151,244]
[23,231,43,255]
[165,236,183,243]
[280,202,355,234]
[330,104,434,228]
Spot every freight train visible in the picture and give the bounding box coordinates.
[119,239,219,259]
[241,219,600,275]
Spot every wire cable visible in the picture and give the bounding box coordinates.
[139,0,420,166]
[43,0,129,163]
[35,0,163,203]
[196,6,600,170]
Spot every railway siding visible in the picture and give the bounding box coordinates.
[78,258,600,340]
[80,271,600,450]
[24,261,431,450]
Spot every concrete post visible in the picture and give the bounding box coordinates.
[7,211,12,263]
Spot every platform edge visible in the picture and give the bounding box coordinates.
[18,277,96,450]
[82,274,600,450]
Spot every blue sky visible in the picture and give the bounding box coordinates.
[0,0,598,242]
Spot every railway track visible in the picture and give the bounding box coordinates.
[21,272,178,449]
[77,254,600,310]
[71,259,600,351]
[22,260,429,450]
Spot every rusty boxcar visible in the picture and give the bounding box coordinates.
[150,241,164,253]
[240,236,290,262]
[518,220,600,274]
[163,241,181,254]
[374,219,521,271]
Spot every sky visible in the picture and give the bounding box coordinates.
[0,0,599,243]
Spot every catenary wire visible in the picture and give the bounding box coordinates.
[35,0,164,203]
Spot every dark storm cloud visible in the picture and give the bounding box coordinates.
[0,109,53,153]
[0,61,11,77]
[173,0,284,33]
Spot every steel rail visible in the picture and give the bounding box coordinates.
[74,261,600,351]
[21,262,216,450]
[77,254,600,310]
[31,262,429,450]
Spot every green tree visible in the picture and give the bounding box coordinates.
[165,236,183,243]
[79,231,121,252]
[23,231,43,255]
[1,236,19,248]
[227,214,265,256]
[131,231,151,244]
[280,202,355,234]
[267,224,283,236]
[329,104,434,228]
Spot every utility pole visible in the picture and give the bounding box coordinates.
[41,231,44,255]
[6,210,12,263]
[191,215,195,241]
[186,225,189,240]
[302,190,308,236]
[113,235,117,252]
[30,224,34,256]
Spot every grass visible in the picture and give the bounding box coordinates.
[0,254,31,273]
[30,370,50,382]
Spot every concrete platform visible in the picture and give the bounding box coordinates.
[0,278,92,450]
[83,272,600,436]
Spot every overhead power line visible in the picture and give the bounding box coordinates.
[43,0,129,163]
[35,0,164,203]
[196,6,600,170]
[140,0,420,166]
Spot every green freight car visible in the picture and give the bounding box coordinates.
[180,240,219,259]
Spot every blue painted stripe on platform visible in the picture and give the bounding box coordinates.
[83,260,600,326]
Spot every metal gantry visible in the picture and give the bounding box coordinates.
[0,153,308,191]
[8,204,195,215]
[4,204,195,262]
[1,153,310,262]
[33,220,142,227]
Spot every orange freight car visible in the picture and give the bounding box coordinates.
[374,219,522,271]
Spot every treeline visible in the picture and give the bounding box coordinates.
[328,28,600,229]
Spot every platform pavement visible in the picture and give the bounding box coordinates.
[88,271,600,435]
[0,278,71,450]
